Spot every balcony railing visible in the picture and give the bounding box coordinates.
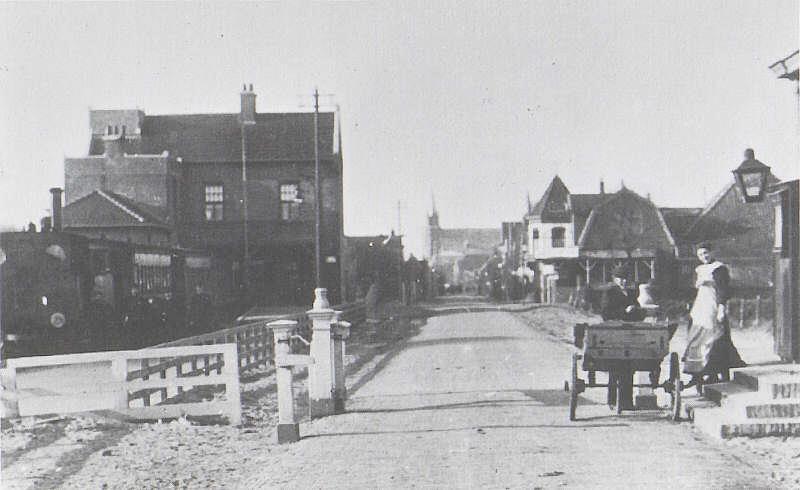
[551,238,565,248]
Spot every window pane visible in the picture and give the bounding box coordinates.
[280,184,298,202]
[205,185,223,203]
[205,203,223,221]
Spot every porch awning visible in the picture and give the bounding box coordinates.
[580,249,656,259]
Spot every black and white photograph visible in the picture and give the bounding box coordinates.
[1,1,799,488]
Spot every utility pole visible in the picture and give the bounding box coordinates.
[241,122,250,294]
[313,88,322,289]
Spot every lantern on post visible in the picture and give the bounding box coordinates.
[732,148,771,203]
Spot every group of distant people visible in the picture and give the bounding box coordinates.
[599,241,745,389]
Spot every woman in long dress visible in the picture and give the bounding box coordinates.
[683,242,746,389]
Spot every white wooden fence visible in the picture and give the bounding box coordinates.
[1,344,241,424]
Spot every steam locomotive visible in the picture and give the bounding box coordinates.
[0,230,214,360]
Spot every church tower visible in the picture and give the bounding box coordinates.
[427,193,441,259]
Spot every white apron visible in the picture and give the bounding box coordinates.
[683,261,724,374]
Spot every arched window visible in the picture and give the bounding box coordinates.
[552,227,565,248]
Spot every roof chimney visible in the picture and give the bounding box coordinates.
[50,187,63,232]
[240,83,256,125]
[600,179,605,194]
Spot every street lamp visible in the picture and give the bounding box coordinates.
[732,148,771,203]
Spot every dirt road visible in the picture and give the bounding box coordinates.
[244,309,776,489]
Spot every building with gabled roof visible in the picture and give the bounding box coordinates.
[672,152,780,292]
[63,189,172,246]
[525,176,682,302]
[63,85,344,306]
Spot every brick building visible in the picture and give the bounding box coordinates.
[673,152,780,295]
[63,85,343,306]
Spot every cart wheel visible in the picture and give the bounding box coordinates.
[569,352,579,421]
[671,379,682,421]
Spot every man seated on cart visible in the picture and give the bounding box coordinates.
[600,265,646,322]
[600,265,660,387]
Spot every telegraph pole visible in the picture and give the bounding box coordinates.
[313,88,322,288]
[241,121,250,294]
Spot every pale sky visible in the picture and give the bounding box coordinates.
[1,1,798,257]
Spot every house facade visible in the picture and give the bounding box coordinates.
[63,85,344,306]
[525,176,683,302]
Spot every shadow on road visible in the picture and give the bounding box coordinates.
[348,399,538,415]
[520,389,600,406]
[404,335,527,349]
[302,422,631,440]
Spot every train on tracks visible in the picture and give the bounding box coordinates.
[1,230,217,360]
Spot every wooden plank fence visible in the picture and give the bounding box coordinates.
[727,296,771,330]
[154,301,366,372]
[2,344,241,424]
[0,301,365,421]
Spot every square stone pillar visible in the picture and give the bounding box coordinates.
[332,316,351,413]
[268,319,300,443]
[308,288,337,418]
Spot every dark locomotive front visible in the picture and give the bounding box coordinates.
[1,231,200,360]
[1,232,93,358]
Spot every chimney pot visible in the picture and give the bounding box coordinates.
[50,187,63,232]
[243,83,246,91]
[744,148,755,159]
[240,85,256,124]
[600,180,605,194]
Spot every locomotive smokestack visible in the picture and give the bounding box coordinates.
[50,187,63,232]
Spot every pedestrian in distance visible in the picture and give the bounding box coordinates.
[682,242,746,391]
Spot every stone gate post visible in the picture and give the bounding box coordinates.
[268,319,301,443]
[308,288,337,417]
[332,311,351,413]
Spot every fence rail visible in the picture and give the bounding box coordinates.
[2,344,241,423]
[1,302,365,421]
[155,301,365,371]
[726,296,771,329]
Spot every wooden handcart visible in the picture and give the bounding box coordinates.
[565,320,682,421]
